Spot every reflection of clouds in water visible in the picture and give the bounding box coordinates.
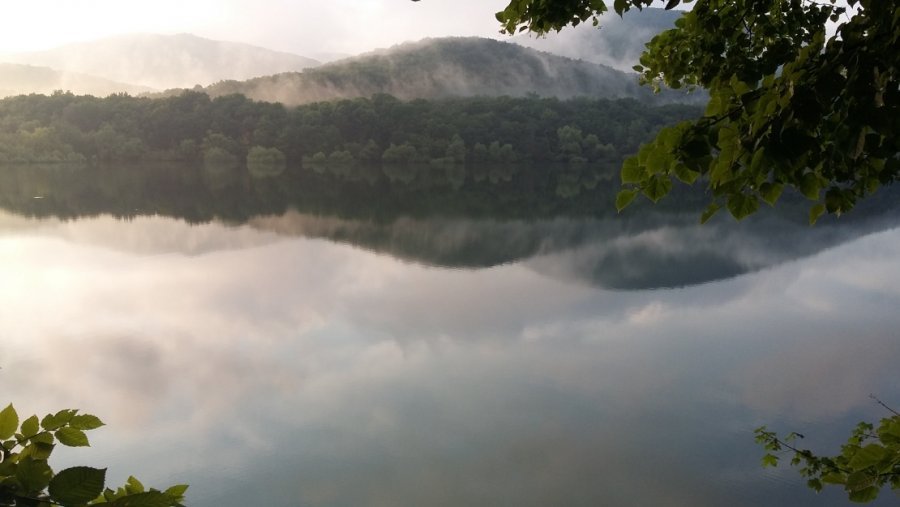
[1,217,899,505]
[0,211,285,256]
[526,216,889,289]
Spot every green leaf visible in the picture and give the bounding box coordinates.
[809,203,826,225]
[821,472,846,485]
[30,431,54,445]
[69,414,105,431]
[848,486,879,503]
[106,491,177,507]
[16,457,53,493]
[645,149,671,174]
[615,189,638,212]
[700,203,721,224]
[57,427,90,447]
[21,415,40,439]
[126,476,145,494]
[761,453,779,467]
[847,444,889,470]
[620,157,644,184]
[730,75,752,96]
[164,484,189,498]
[0,459,16,476]
[641,175,672,203]
[800,172,821,200]
[42,413,64,431]
[845,471,874,492]
[726,193,759,220]
[0,404,18,440]
[673,163,700,184]
[759,182,784,206]
[49,466,107,505]
[20,441,55,460]
[657,126,682,150]
[749,148,766,174]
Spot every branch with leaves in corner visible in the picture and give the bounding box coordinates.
[754,397,900,503]
[0,404,188,506]
[414,0,900,223]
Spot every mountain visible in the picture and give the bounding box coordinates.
[0,63,154,98]
[512,8,681,72]
[3,33,320,90]
[201,37,681,106]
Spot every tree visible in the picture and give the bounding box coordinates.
[247,145,287,178]
[0,404,187,506]
[470,0,899,223]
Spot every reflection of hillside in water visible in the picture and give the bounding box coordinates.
[248,209,900,290]
[1,162,898,290]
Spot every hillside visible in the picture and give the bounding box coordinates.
[512,8,681,72]
[202,37,674,106]
[0,63,153,98]
[3,33,320,90]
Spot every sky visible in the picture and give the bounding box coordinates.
[0,0,512,56]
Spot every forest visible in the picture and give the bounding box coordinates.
[0,91,696,170]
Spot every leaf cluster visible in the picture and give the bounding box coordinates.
[755,414,900,503]
[0,404,187,507]
[490,0,900,222]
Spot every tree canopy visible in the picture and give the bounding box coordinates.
[479,0,900,222]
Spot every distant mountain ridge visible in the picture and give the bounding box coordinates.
[201,37,687,106]
[3,33,320,90]
[0,63,153,98]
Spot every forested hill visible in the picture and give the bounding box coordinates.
[0,63,153,98]
[201,37,677,106]
[3,33,321,90]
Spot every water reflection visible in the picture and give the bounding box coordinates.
[1,162,900,506]
[2,162,899,289]
[1,212,899,506]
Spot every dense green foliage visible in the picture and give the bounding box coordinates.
[486,0,900,222]
[0,404,187,506]
[0,91,696,172]
[756,409,900,503]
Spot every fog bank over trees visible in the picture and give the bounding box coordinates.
[201,37,698,106]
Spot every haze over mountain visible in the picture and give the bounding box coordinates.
[0,63,153,98]
[201,37,684,106]
[2,33,320,90]
[512,8,681,72]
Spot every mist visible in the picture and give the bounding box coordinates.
[202,38,660,106]
[512,8,681,72]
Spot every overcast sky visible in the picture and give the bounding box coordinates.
[0,0,513,56]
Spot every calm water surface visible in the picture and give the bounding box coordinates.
[1,167,899,506]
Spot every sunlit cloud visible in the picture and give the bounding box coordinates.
[0,0,509,55]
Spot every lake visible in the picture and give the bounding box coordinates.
[1,164,899,506]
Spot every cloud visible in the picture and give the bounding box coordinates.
[0,0,509,55]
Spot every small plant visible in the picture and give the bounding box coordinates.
[0,404,187,506]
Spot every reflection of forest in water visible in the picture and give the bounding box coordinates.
[2,162,899,290]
